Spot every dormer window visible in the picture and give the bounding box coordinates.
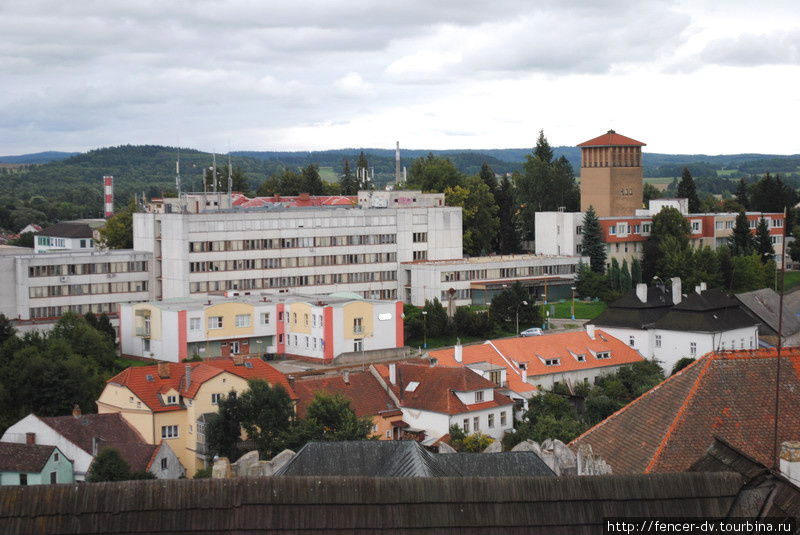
[166,395,177,405]
[545,358,560,366]
[475,390,484,403]
[405,381,419,392]
[596,351,611,360]
[576,354,586,362]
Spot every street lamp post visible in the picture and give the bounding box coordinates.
[516,300,529,336]
[571,286,577,320]
[421,310,428,350]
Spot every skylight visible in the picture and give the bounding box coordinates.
[405,381,420,392]
[146,375,154,382]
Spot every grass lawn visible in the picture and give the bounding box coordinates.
[783,271,800,292]
[643,177,676,185]
[547,300,607,319]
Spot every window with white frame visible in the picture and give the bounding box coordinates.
[629,336,635,346]
[642,223,652,234]
[353,317,363,334]
[354,339,363,352]
[161,458,168,470]
[235,314,251,328]
[208,316,223,329]
[260,312,270,325]
[161,425,178,439]
[544,358,560,366]
[609,225,616,235]
[500,411,507,426]
[488,413,495,428]
[596,352,610,360]
[463,419,469,433]
[211,393,222,404]
[475,390,484,403]
[655,335,661,348]
[691,221,701,233]
[772,219,783,228]
[166,395,177,405]
[189,317,201,331]
[690,342,697,355]
[473,416,479,431]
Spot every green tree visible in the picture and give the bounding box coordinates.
[642,207,690,281]
[98,198,135,249]
[206,389,244,461]
[422,298,451,338]
[643,182,661,204]
[620,259,632,292]
[478,162,498,194]
[86,448,131,482]
[735,178,749,209]
[671,357,695,375]
[630,258,643,285]
[407,153,464,192]
[239,380,295,458]
[495,175,520,254]
[729,254,774,292]
[789,226,800,263]
[445,176,499,256]
[489,282,540,332]
[728,211,754,256]
[676,167,700,213]
[580,206,606,273]
[0,314,16,344]
[301,164,324,195]
[575,262,607,300]
[230,165,250,194]
[340,159,358,195]
[755,217,775,262]
[51,312,116,372]
[502,393,585,449]
[9,232,34,248]
[292,392,373,443]
[609,258,621,291]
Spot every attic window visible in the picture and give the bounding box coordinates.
[596,352,611,360]
[576,354,586,362]
[544,359,560,366]
[244,361,253,368]
[405,381,420,392]
[146,375,154,382]
[166,395,177,405]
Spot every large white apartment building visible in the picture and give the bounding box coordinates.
[134,193,463,301]
[0,245,152,328]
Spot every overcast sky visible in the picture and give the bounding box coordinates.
[1,0,798,155]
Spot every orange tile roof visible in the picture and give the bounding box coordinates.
[570,348,800,474]
[106,357,296,412]
[373,362,514,415]
[430,330,643,390]
[293,371,398,419]
[577,130,646,147]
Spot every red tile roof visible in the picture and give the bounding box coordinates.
[431,330,643,391]
[373,363,514,415]
[570,348,800,474]
[40,413,146,455]
[0,442,58,472]
[577,130,646,147]
[293,371,398,419]
[106,357,297,412]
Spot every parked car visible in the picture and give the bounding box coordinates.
[520,327,543,337]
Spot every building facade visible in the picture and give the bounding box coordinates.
[0,246,153,328]
[0,443,73,486]
[133,195,462,301]
[119,293,404,363]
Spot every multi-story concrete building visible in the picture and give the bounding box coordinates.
[119,292,403,363]
[133,192,463,302]
[0,245,152,329]
[536,203,785,268]
[34,222,97,253]
[401,254,586,307]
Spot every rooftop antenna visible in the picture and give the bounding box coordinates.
[212,152,220,210]
[395,141,401,184]
[227,153,233,207]
[175,149,184,213]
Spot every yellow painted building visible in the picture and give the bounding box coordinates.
[97,357,297,477]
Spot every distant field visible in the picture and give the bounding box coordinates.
[716,169,738,177]
[783,271,800,292]
[644,177,676,184]
[547,300,607,319]
[318,166,338,181]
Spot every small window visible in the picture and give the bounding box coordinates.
[475,390,484,403]
[655,335,661,348]
[208,316,223,330]
[211,393,222,405]
[463,419,470,433]
[161,458,168,470]
[260,312,270,325]
[690,342,697,355]
[473,416,479,431]
[596,352,611,360]
[50,471,57,484]
[488,413,495,428]
[235,314,250,328]
[19,474,27,486]
[386,430,391,438]
[166,395,177,405]
[54,452,59,462]
[189,318,201,331]
[405,381,420,392]
[544,358,560,366]
[576,354,586,362]
[500,411,507,426]
[629,336,635,347]
[161,425,179,439]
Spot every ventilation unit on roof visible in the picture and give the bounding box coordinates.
[146,375,154,382]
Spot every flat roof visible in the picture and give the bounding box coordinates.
[402,254,584,267]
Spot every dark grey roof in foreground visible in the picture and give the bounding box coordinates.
[0,472,744,535]
[275,440,555,477]
[38,222,93,239]
[736,288,800,338]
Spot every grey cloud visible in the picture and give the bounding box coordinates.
[699,30,800,66]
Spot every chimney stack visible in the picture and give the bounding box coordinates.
[389,363,397,385]
[395,141,401,184]
[780,441,800,486]
[586,324,596,340]
[635,283,647,303]
[519,363,527,383]
[72,404,81,419]
[671,277,682,305]
[185,364,192,390]
[232,353,244,366]
[103,175,114,218]
[454,339,463,363]
[25,432,36,445]
[157,362,170,379]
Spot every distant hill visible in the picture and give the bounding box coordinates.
[0,151,79,164]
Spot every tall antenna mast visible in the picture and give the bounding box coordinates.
[227,154,233,205]
[175,149,183,213]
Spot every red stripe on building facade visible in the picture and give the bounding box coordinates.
[323,306,333,362]
[178,310,187,361]
[395,301,404,348]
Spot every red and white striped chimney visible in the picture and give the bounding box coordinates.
[103,175,114,218]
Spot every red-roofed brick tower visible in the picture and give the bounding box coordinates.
[578,130,646,217]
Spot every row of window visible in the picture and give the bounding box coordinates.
[28,261,148,278]
[37,236,94,248]
[461,410,508,433]
[607,222,652,236]
[440,264,576,283]
[189,253,398,273]
[188,271,397,294]
[650,335,755,353]
[189,234,397,252]
[29,302,118,319]
[29,281,148,298]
